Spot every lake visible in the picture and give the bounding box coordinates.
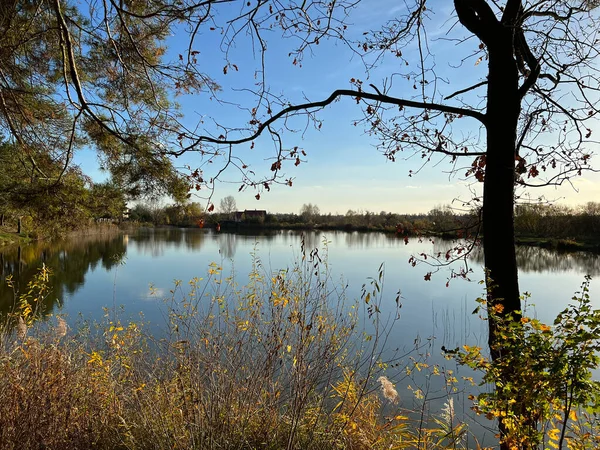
[1,228,598,444]
[1,228,597,333]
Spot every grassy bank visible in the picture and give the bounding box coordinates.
[0,227,31,247]
[515,236,600,252]
[0,223,122,249]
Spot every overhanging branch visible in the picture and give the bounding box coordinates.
[179,89,486,154]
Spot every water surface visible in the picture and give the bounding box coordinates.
[1,228,597,344]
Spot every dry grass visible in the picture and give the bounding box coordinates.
[0,250,499,450]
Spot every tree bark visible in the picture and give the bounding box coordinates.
[483,30,522,350]
[482,16,523,450]
[17,216,22,234]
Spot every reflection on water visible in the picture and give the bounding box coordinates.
[129,228,207,257]
[470,245,600,276]
[129,228,286,258]
[1,229,598,322]
[0,232,126,316]
[428,238,600,277]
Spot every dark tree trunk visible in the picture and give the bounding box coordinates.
[484,32,522,350]
[482,17,524,450]
[0,213,4,226]
[17,216,22,234]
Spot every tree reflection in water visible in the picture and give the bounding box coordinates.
[470,245,600,276]
[1,230,597,323]
[0,233,126,317]
[430,238,600,276]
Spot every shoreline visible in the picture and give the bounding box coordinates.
[0,223,120,249]
[2,222,599,254]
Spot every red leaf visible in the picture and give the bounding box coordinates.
[424,272,432,281]
[528,166,539,178]
[208,204,215,212]
[255,193,260,200]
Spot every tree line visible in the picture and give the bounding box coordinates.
[127,200,600,246]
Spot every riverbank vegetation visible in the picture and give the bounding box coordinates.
[1,254,599,449]
[128,200,600,251]
[5,198,600,255]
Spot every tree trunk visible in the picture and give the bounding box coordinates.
[0,213,4,226]
[17,216,22,234]
[484,34,521,351]
[483,26,523,450]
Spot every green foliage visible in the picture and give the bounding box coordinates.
[0,141,130,237]
[457,277,600,449]
[0,234,126,317]
[4,251,600,449]
[0,0,196,203]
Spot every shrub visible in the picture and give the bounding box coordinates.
[456,276,600,449]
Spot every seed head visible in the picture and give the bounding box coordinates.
[16,317,27,340]
[377,376,399,404]
[55,317,67,339]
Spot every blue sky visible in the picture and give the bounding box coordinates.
[75,0,600,214]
